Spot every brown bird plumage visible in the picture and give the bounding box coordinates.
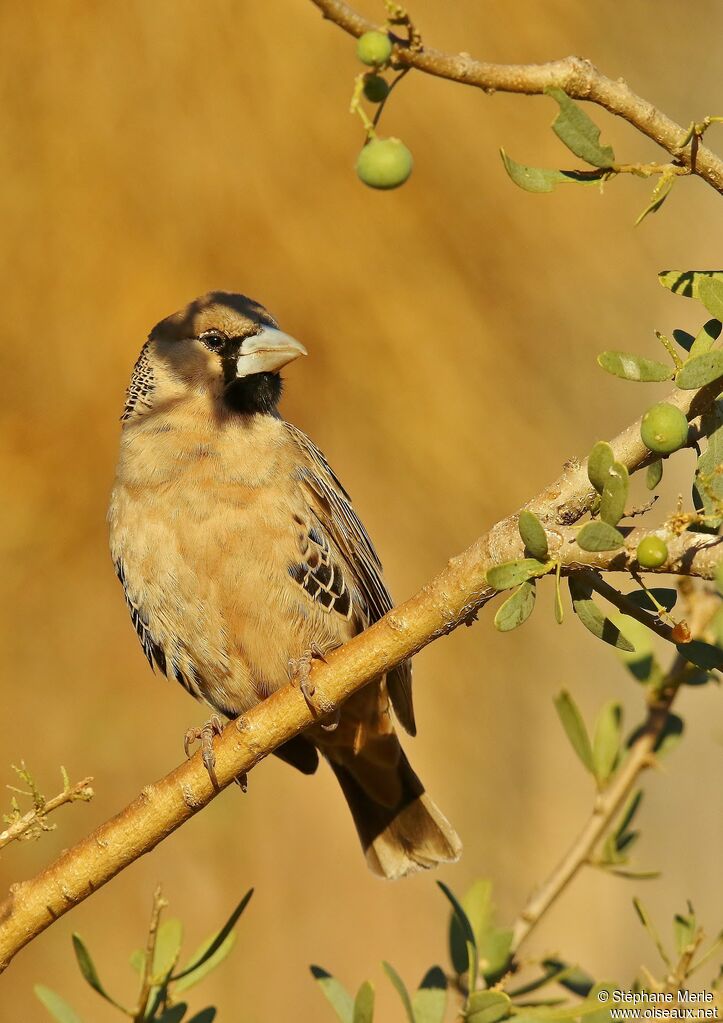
[108,291,461,879]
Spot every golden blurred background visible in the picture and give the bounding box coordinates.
[1,0,721,1018]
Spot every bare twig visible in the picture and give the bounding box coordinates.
[0,766,93,853]
[309,0,723,194]
[0,376,719,972]
[134,885,168,1023]
[510,591,719,953]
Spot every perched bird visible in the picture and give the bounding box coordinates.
[108,291,461,879]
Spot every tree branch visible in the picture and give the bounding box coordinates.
[309,0,723,195]
[0,375,720,972]
[510,588,719,953]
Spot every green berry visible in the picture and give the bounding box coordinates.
[356,30,393,66]
[356,137,413,190]
[362,73,390,103]
[640,402,689,455]
[637,535,668,569]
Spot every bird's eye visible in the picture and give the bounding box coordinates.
[199,329,228,350]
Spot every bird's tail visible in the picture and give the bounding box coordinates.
[326,734,461,880]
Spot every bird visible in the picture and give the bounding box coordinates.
[108,291,461,879]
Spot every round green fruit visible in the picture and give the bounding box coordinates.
[356,30,393,66]
[356,137,413,190]
[640,402,689,454]
[362,73,390,103]
[636,535,668,569]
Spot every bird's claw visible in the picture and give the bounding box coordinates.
[184,714,224,788]
[289,645,337,727]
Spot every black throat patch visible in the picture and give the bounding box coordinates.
[223,372,283,415]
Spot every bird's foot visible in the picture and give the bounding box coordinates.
[289,644,339,730]
[184,714,224,788]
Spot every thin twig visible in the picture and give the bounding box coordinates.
[581,569,677,644]
[510,592,719,953]
[134,885,167,1023]
[309,0,723,194]
[0,769,94,852]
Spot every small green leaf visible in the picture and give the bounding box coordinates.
[440,881,477,988]
[412,967,447,1023]
[171,889,252,986]
[592,702,622,785]
[545,87,615,167]
[500,150,604,192]
[632,899,671,967]
[554,690,594,773]
[600,462,628,526]
[569,576,635,651]
[693,399,723,529]
[587,441,615,493]
[608,612,658,683]
[672,328,695,352]
[586,982,619,1023]
[515,991,613,1022]
[673,906,697,957]
[690,318,722,357]
[597,351,672,382]
[540,959,595,997]
[494,581,536,632]
[635,170,676,225]
[487,559,549,590]
[34,986,84,1023]
[623,587,677,613]
[699,275,723,319]
[658,270,723,298]
[382,962,414,1023]
[479,928,513,983]
[173,932,236,994]
[676,640,723,671]
[154,918,183,980]
[454,879,494,957]
[554,562,564,624]
[129,948,145,974]
[577,521,625,552]
[71,935,127,1012]
[628,714,684,758]
[354,980,375,1023]
[675,350,723,389]
[158,1006,189,1023]
[658,714,684,757]
[465,990,511,1023]
[518,509,549,559]
[646,459,663,490]
[615,790,643,845]
[186,1009,216,1023]
[310,967,354,1023]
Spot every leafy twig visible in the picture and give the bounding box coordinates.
[510,591,719,952]
[309,0,723,194]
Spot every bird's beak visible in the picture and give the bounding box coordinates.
[236,327,308,378]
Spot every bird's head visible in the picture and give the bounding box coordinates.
[122,291,307,422]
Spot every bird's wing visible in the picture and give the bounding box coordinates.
[284,422,415,736]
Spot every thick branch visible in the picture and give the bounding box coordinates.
[510,590,718,952]
[0,377,719,971]
[310,0,723,194]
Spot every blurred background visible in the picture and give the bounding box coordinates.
[1,0,721,1018]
